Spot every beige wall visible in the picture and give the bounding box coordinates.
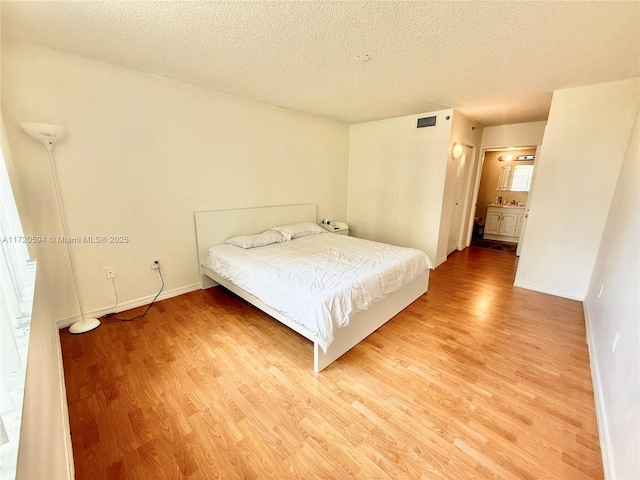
[1,39,350,324]
[346,109,452,264]
[583,106,639,480]
[346,109,481,265]
[481,121,546,148]
[515,78,639,300]
[476,148,535,223]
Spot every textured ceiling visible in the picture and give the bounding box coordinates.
[1,1,638,126]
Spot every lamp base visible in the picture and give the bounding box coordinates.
[68,317,101,334]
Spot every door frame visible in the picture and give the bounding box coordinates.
[467,143,539,255]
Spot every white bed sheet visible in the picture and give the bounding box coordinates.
[205,233,433,352]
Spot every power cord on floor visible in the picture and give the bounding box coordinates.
[109,265,164,322]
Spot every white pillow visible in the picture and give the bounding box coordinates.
[272,222,327,240]
[225,230,287,249]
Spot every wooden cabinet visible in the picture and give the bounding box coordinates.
[500,212,518,236]
[485,211,502,235]
[483,206,525,242]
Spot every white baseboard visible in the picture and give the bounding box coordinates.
[433,256,448,268]
[53,322,75,479]
[513,280,584,301]
[57,283,201,329]
[583,301,615,479]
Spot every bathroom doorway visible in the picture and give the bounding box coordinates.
[469,146,537,256]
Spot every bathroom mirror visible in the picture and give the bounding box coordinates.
[497,165,534,192]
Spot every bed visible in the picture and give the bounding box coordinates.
[195,203,432,372]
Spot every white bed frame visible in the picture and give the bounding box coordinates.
[194,203,429,373]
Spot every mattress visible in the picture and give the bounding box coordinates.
[205,233,433,352]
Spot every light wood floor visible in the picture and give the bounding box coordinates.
[60,248,603,479]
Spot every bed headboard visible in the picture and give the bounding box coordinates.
[194,203,317,265]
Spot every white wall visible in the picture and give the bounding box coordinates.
[584,107,639,480]
[0,114,31,239]
[481,121,547,149]
[16,267,74,480]
[515,78,639,300]
[1,39,350,324]
[346,109,452,264]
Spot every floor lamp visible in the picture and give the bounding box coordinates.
[21,122,100,334]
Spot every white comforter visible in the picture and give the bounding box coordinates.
[206,233,432,352]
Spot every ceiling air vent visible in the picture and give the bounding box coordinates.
[417,116,437,128]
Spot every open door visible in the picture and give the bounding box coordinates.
[515,145,542,256]
[447,145,474,254]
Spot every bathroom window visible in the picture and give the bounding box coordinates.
[497,165,534,192]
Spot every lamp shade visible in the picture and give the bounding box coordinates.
[21,123,66,150]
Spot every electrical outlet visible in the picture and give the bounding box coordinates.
[598,285,604,298]
[152,259,160,269]
[105,266,116,279]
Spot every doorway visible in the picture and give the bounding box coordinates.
[469,146,537,255]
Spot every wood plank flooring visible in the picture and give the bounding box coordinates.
[60,248,603,479]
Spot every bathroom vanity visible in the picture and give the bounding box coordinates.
[483,205,525,243]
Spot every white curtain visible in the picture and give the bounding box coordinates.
[0,124,34,478]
